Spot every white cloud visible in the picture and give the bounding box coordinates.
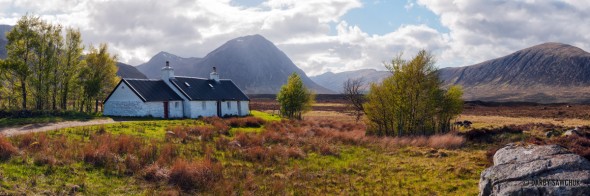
[418,0,590,67]
[1,0,590,76]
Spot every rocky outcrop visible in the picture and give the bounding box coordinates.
[479,144,590,196]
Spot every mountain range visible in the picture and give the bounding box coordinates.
[0,25,10,59]
[439,42,590,103]
[3,22,590,102]
[310,69,391,93]
[137,34,333,94]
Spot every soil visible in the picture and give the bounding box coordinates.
[0,119,117,137]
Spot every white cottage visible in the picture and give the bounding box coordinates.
[103,62,250,118]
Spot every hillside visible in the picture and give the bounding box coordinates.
[311,69,390,93]
[439,42,590,103]
[0,25,11,59]
[116,62,147,79]
[137,51,202,79]
[137,35,333,94]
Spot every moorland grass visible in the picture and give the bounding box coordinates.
[0,110,487,195]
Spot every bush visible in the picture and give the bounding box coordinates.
[226,117,265,128]
[427,134,465,149]
[169,159,223,191]
[0,136,18,161]
[143,163,170,182]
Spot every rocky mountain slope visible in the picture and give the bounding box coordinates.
[310,69,390,93]
[439,42,590,103]
[116,62,147,79]
[137,35,333,94]
[0,25,11,59]
[137,51,201,79]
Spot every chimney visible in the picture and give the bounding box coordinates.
[210,66,220,82]
[161,61,174,80]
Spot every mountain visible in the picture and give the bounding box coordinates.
[0,25,12,59]
[138,35,333,94]
[439,42,590,103]
[311,69,391,93]
[116,62,147,79]
[137,51,202,79]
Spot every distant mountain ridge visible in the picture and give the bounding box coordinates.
[116,62,147,79]
[439,42,590,103]
[137,34,333,94]
[0,25,11,59]
[137,51,202,79]
[310,69,391,93]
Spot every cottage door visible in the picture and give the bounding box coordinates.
[163,101,169,119]
[216,101,222,117]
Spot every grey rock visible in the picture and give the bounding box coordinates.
[565,129,581,137]
[480,144,590,196]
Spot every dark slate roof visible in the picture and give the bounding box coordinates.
[170,77,250,101]
[104,79,184,103]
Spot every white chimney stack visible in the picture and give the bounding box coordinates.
[162,61,174,80]
[210,66,220,82]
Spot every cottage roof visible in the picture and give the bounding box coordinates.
[104,79,184,103]
[170,77,250,101]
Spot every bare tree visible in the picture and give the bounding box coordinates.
[343,78,365,122]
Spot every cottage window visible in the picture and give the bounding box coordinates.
[202,101,206,110]
[227,102,231,109]
[175,102,179,108]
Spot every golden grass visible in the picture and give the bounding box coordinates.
[458,115,590,128]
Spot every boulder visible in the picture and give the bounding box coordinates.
[479,144,590,196]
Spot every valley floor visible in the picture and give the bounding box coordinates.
[0,99,588,194]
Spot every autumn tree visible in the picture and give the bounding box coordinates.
[80,44,118,113]
[5,14,42,110]
[60,28,84,110]
[364,50,463,136]
[276,73,315,119]
[343,77,365,122]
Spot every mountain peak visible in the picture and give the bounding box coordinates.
[221,34,274,49]
[521,42,590,57]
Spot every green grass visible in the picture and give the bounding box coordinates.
[251,110,281,121]
[0,111,488,195]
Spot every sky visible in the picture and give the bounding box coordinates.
[1,0,590,76]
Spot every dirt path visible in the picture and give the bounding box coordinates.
[0,119,119,137]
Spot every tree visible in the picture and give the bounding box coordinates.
[276,73,315,119]
[80,44,118,113]
[364,50,463,136]
[343,78,365,122]
[5,15,43,110]
[60,28,84,110]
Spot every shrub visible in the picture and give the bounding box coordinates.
[169,159,223,191]
[241,146,267,162]
[157,144,178,165]
[427,134,465,149]
[226,117,265,128]
[143,163,170,182]
[0,136,18,161]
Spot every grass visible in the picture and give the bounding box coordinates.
[0,110,487,195]
[458,114,590,128]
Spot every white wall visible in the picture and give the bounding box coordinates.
[188,101,217,118]
[104,82,147,117]
[104,82,184,118]
[238,101,250,116]
[221,101,239,116]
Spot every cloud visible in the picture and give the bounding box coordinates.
[418,0,590,67]
[1,0,590,76]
